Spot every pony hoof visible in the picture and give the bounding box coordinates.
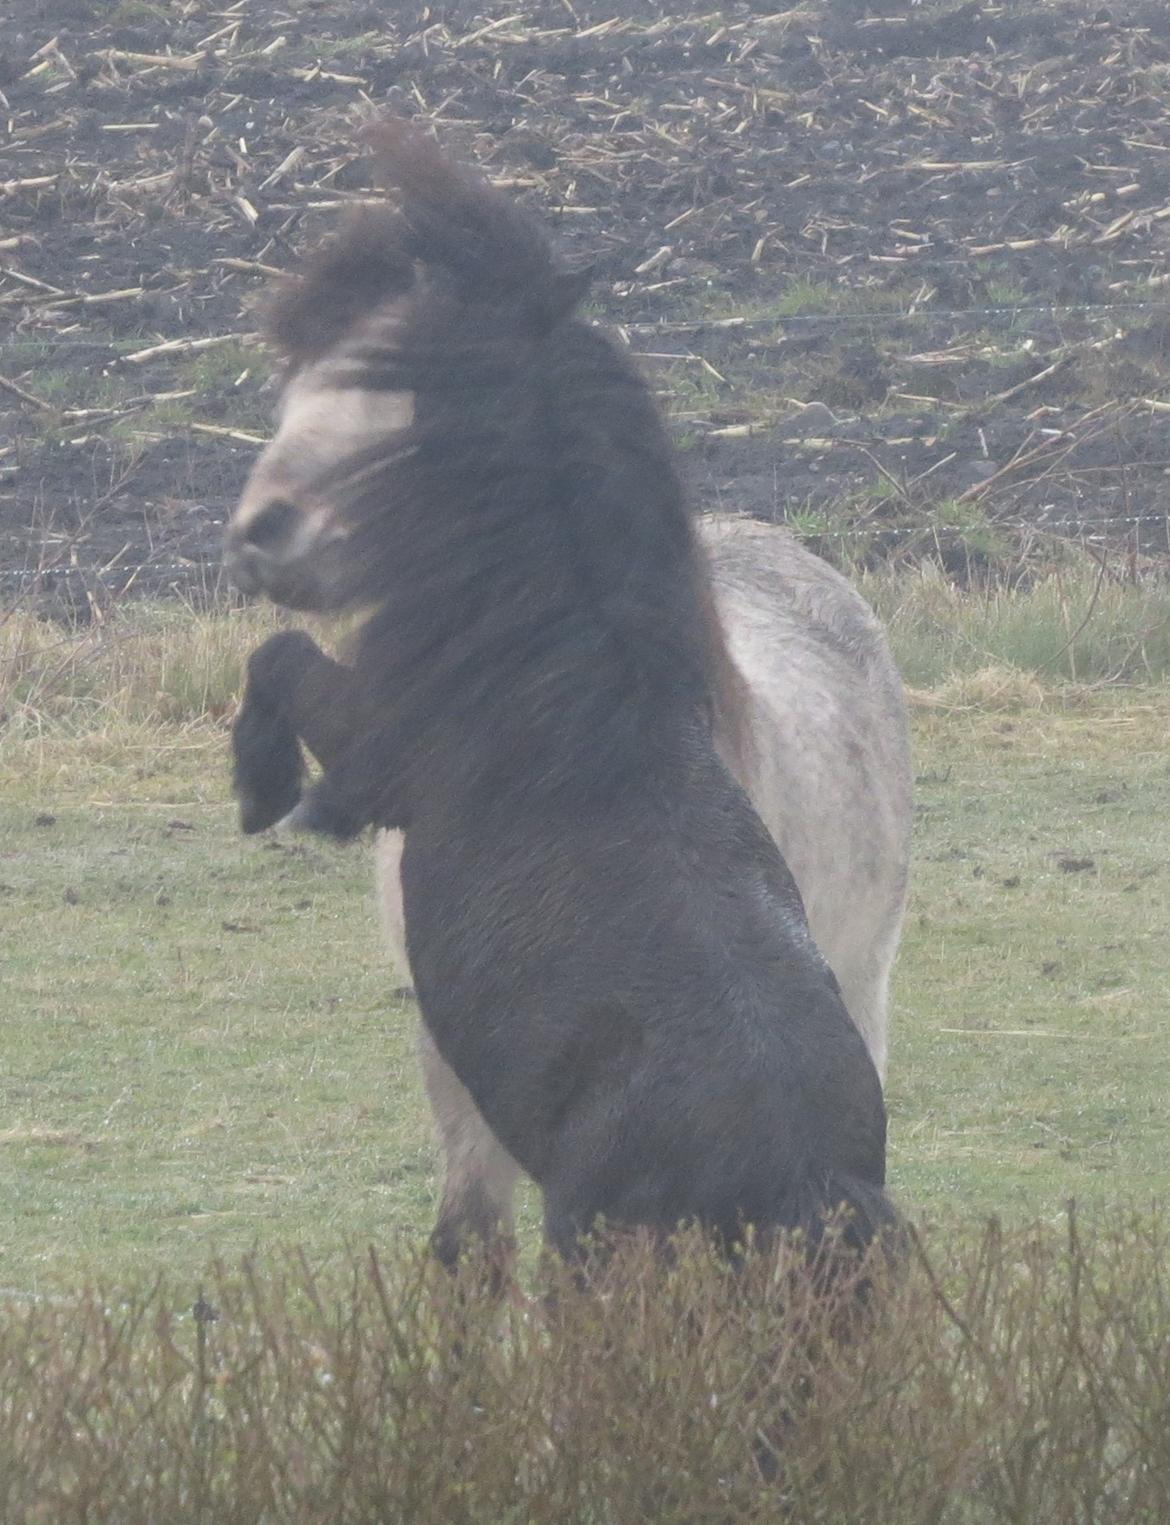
[239,789,301,836]
[277,795,359,842]
[276,798,321,835]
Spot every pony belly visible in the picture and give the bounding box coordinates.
[411,935,887,1245]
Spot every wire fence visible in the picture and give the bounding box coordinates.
[1,295,1170,356]
[2,512,1168,594]
[4,291,1170,597]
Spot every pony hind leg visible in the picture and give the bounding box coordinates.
[373,829,415,999]
[374,836,522,1274]
[830,926,903,1083]
[418,1027,522,1289]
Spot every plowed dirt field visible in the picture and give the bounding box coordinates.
[4,0,1170,612]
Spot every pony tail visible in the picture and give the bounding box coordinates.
[362,119,591,331]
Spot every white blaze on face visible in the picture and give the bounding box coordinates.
[276,366,416,467]
[232,357,416,559]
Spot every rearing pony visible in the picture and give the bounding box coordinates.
[225,123,899,1262]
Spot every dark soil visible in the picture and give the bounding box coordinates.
[5,0,1170,613]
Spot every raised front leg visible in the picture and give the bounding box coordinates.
[233,630,413,841]
[283,742,395,841]
[232,630,360,833]
[284,715,416,840]
[232,687,303,835]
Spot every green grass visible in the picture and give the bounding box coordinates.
[0,737,435,1292]
[178,340,271,394]
[8,339,275,450]
[2,595,1169,1287]
[671,278,914,327]
[889,693,1170,1219]
[982,278,1029,308]
[865,561,1170,685]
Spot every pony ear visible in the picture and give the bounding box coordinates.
[361,116,587,329]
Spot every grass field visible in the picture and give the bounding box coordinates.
[3,598,1169,1292]
[7,4,1170,1506]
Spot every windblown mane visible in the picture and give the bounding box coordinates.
[270,122,751,810]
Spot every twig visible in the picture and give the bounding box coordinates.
[120,334,256,365]
[188,422,266,444]
[1036,547,1110,673]
[983,354,1073,410]
[103,49,202,70]
[937,1029,1077,1039]
[0,374,53,411]
[1,266,65,295]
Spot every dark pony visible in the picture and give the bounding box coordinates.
[227,123,899,1266]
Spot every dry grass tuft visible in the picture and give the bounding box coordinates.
[3,557,1166,742]
[1,599,302,733]
[864,559,1170,688]
[907,664,1051,712]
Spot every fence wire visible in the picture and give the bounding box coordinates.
[2,296,1170,354]
[4,292,1169,593]
[2,512,1167,592]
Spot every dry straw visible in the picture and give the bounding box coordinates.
[1,1210,1169,1523]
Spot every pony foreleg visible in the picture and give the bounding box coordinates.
[233,629,406,842]
[232,630,359,833]
[232,684,304,834]
[284,721,413,841]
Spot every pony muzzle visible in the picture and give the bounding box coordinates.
[225,498,351,609]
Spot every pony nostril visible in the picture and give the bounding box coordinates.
[242,497,300,551]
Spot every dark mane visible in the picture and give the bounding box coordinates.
[295,123,746,815]
[266,124,588,366]
[266,206,415,366]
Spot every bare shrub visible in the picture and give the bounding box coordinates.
[2,1211,1169,1523]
